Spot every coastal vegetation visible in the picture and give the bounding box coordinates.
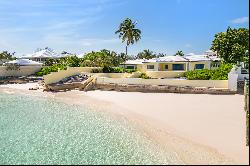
[36,50,137,76]
[92,66,136,73]
[81,49,123,67]
[136,49,165,59]
[139,73,151,79]
[0,51,16,64]
[211,27,249,68]
[184,63,233,80]
[36,64,67,76]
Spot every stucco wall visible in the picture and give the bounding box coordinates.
[0,66,42,78]
[158,62,188,71]
[43,67,141,85]
[43,67,100,85]
[141,62,159,72]
[96,77,228,88]
[188,61,211,70]
[146,71,185,78]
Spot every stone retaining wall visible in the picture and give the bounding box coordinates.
[93,83,235,94]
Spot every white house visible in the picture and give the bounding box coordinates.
[22,48,61,63]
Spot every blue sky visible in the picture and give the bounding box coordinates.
[0,0,249,57]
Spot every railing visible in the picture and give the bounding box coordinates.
[244,79,249,146]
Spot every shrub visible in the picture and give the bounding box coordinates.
[139,73,151,79]
[125,69,137,73]
[92,68,103,73]
[210,63,233,80]
[184,69,212,80]
[110,67,125,73]
[35,64,67,76]
[184,63,233,80]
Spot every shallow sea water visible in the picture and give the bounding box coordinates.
[0,93,183,165]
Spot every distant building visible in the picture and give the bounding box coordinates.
[21,48,61,63]
[120,50,222,73]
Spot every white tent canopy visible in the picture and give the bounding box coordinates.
[5,59,42,66]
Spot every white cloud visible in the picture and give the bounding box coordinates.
[231,16,249,24]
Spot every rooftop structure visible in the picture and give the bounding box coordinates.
[22,48,61,63]
[155,56,188,62]
[184,55,211,62]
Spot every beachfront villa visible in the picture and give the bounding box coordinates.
[184,55,212,71]
[141,56,189,72]
[121,50,221,73]
[21,47,61,63]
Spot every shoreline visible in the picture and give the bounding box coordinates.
[0,83,249,164]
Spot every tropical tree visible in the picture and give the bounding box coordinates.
[81,50,121,67]
[136,49,156,59]
[175,50,184,56]
[115,18,141,62]
[44,58,60,66]
[157,53,166,58]
[61,56,82,67]
[211,27,249,67]
[0,51,16,64]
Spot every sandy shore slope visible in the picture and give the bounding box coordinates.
[0,83,249,164]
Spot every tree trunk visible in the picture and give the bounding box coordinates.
[124,45,128,69]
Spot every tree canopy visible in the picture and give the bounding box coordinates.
[211,27,249,67]
[175,50,184,56]
[81,49,122,67]
[0,51,16,64]
[136,49,156,59]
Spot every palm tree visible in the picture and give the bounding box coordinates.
[175,50,184,56]
[115,18,141,64]
[157,53,166,58]
[137,49,156,59]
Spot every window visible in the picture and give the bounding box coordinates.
[164,65,168,70]
[126,65,135,69]
[195,64,205,70]
[211,62,220,68]
[147,65,154,69]
[172,64,184,71]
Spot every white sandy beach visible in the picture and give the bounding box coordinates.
[0,83,249,165]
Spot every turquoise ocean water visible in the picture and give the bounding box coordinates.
[0,93,182,165]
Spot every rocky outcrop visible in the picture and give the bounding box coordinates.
[0,76,43,85]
